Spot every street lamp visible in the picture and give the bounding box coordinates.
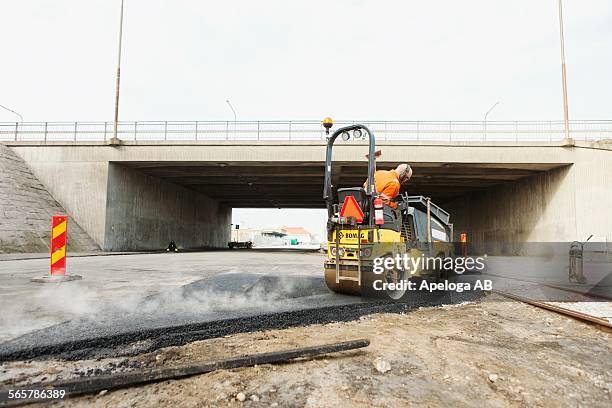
[483,101,501,140]
[226,99,237,135]
[0,104,23,122]
[110,0,125,145]
[226,99,237,122]
[0,104,23,140]
[557,0,571,141]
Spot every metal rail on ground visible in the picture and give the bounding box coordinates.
[492,290,612,329]
[484,272,612,301]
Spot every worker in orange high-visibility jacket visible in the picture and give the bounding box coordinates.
[365,164,412,208]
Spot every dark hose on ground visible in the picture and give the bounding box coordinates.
[0,339,370,407]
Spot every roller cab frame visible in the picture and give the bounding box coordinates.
[323,124,454,299]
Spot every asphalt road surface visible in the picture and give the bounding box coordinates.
[0,251,481,361]
[2,249,609,362]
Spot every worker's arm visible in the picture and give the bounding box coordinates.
[379,181,400,204]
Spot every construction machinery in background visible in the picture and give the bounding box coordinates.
[322,119,455,299]
[228,241,253,249]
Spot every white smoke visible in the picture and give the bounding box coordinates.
[0,272,312,343]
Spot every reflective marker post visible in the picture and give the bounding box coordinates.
[50,215,67,276]
[460,233,468,257]
[31,216,82,283]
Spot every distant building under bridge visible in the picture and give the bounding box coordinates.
[231,226,316,247]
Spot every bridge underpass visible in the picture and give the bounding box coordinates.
[4,139,612,252]
[122,161,562,209]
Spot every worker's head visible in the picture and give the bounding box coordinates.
[396,164,412,185]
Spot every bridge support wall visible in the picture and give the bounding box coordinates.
[104,163,231,251]
[7,146,230,251]
[447,166,575,254]
[448,147,612,254]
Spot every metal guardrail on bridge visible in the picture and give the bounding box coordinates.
[1,120,611,142]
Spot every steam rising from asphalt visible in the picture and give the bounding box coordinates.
[0,272,314,343]
[1,284,103,343]
[138,272,309,316]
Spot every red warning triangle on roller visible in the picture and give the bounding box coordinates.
[339,195,364,223]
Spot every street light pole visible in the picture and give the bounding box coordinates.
[483,101,501,140]
[226,100,237,135]
[111,0,125,145]
[0,104,23,122]
[226,100,237,122]
[0,104,23,140]
[557,0,571,141]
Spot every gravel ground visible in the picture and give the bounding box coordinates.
[1,294,610,407]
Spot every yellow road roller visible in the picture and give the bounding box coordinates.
[322,120,455,300]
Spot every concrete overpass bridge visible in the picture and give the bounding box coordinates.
[3,131,612,253]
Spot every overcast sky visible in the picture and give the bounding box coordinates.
[1,0,610,122]
[2,1,610,235]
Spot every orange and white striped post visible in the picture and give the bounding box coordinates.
[31,215,82,283]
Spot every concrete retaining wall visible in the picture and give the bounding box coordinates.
[571,147,612,243]
[447,166,575,254]
[0,145,99,253]
[6,146,231,251]
[448,146,612,254]
[104,163,231,250]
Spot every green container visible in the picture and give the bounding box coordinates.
[290,239,298,245]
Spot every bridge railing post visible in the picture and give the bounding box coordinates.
[44,122,48,142]
[586,121,589,141]
[226,121,229,140]
[195,121,198,141]
[483,120,487,141]
[74,122,77,141]
[515,121,518,142]
[549,120,552,141]
[164,121,168,140]
[257,121,260,140]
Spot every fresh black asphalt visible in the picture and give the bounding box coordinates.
[0,273,483,362]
